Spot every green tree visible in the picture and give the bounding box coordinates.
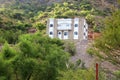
[0,42,17,80]
[95,10,120,64]
[0,33,69,80]
[57,69,106,80]
[34,22,46,31]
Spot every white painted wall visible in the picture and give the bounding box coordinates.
[83,20,88,40]
[57,19,72,24]
[63,31,68,39]
[57,23,71,30]
[73,18,79,39]
[49,18,54,38]
[86,23,88,39]
[58,31,62,39]
[57,19,72,30]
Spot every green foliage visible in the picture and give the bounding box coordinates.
[76,59,81,67]
[34,22,46,31]
[64,41,76,56]
[57,68,106,80]
[87,48,104,59]
[0,30,22,44]
[0,58,12,80]
[86,14,95,25]
[93,24,101,32]
[87,48,95,56]
[0,0,118,80]
[18,58,36,80]
[93,9,120,68]
[0,0,103,45]
[0,33,69,80]
[115,70,120,79]
[0,43,16,80]
[1,42,16,60]
[57,67,106,80]
[95,10,120,50]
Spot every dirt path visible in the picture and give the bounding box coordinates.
[69,40,120,73]
[69,40,95,68]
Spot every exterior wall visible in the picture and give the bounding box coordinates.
[83,19,88,40]
[48,18,54,38]
[54,19,57,38]
[78,18,84,41]
[46,18,88,41]
[73,18,79,40]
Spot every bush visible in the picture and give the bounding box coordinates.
[34,22,46,31]
[87,48,95,56]
[114,70,120,79]
[64,41,76,56]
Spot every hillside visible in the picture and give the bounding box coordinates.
[0,0,120,80]
[0,0,117,32]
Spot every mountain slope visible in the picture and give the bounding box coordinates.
[0,0,119,44]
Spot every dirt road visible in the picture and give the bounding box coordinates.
[70,40,95,68]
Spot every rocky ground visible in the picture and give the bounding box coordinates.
[69,40,96,68]
[69,40,120,73]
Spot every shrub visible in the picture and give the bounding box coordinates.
[64,41,76,56]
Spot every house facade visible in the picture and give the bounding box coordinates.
[46,18,88,41]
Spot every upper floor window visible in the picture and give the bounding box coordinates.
[50,24,53,27]
[75,24,78,27]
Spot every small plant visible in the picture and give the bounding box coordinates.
[87,48,103,59]
[76,59,81,66]
[87,48,95,56]
[114,70,120,78]
[63,41,76,56]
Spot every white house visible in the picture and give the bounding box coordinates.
[46,18,88,41]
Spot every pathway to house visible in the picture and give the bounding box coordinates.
[69,40,95,68]
[69,40,120,73]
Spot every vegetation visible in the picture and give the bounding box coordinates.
[94,10,120,65]
[57,69,106,80]
[88,1,120,79]
[64,41,76,56]
[0,0,120,80]
[0,33,69,80]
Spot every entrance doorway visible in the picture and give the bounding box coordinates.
[58,31,62,39]
[63,31,68,39]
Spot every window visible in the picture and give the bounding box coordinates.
[84,25,85,27]
[86,29,88,32]
[75,24,78,27]
[50,24,53,27]
[64,32,68,36]
[74,32,78,35]
[84,33,86,35]
[58,32,61,35]
[50,32,53,35]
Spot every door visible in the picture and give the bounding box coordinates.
[74,31,78,39]
[49,31,54,38]
[63,31,68,39]
[58,31,62,39]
